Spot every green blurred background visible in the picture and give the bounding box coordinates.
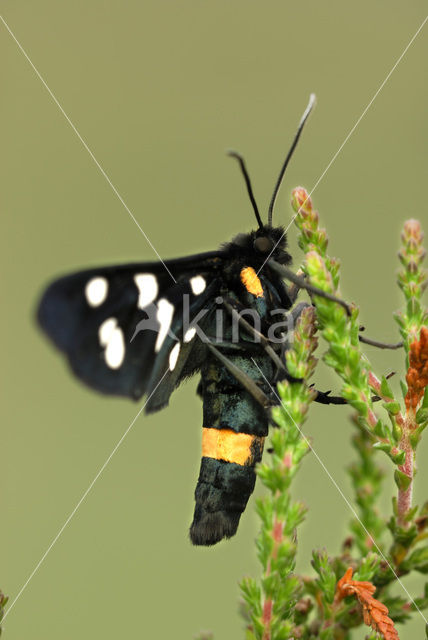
[1,1,427,638]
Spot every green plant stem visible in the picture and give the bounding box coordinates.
[240,306,318,640]
[0,591,8,637]
[233,190,428,640]
[394,220,428,527]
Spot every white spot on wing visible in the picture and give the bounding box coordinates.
[98,317,125,369]
[155,299,174,352]
[85,277,108,307]
[105,326,125,369]
[190,275,206,295]
[99,317,117,346]
[134,274,158,309]
[169,342,181,371]
[184,327,196,343]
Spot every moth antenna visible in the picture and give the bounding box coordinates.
[267,93,316,226]
[228,150,264,229]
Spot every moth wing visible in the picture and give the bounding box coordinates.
[143,280,220,413]
[37,253,222,402]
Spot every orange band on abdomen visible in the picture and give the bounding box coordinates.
[202,427,264,466]
[240,266,264,298]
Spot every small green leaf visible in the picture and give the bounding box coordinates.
[392,496,399,517]
[392,419,402,444]
[416,407,428,425]
[319,627,335,640]
[394,469,412,491]
[373,419,388,438]
[382,401,401,415]
[401,546,428,573]
[422,386,428,409]
[355,553,380,581]
[410,422,428,449]
[405,505,419,522]
[400,379,408,399]
[381,376,394,398]
[373,441,391,455]
[391,449,407,466]
[391,523,418,547]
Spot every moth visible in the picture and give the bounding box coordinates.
[37,95,348,545]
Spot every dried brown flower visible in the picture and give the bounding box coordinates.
[405,326,428,412]
[335,567,399,640]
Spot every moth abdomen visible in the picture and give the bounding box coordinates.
[190,355,271,545]
[190,456,260,546]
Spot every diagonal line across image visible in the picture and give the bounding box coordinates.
[256,13,428,277]
[1,368,171,623]
[0,14,177,285]
[1,8,427,629]
[252,358,428,625]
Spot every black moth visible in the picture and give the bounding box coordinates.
[38,95,345,545]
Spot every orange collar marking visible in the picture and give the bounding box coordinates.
[202,427,264,466]
[240,266,264,298]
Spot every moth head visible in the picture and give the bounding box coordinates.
[230,229,276,254]
[229,227,290,265]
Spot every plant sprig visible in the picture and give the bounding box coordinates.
[241,305,318,640]
[197,189,427,640]
[289,187,428,635]
[0,591,8,637]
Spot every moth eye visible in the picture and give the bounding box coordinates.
[254,237,273,253]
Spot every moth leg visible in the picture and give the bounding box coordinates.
[221,296,299,378]
[196,379,203,398]
[312,386,384,405]
[222,295,306,385]
[221,297,286,373]
[206,342,272,410]
[312,388,346,405]
[202,338,265,355]
[207,342,353,409]
[269,259,352,315]
[274,302,313,384]
[196,342,265,401]
[287,268,305,304]
[280,268,402,351]
[280,267,315,307]
[214,298,356,408]
[358,334,403,350]
[278,301,312,360]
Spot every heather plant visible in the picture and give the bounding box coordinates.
[0,591,7,636]
[198,188,428,640]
